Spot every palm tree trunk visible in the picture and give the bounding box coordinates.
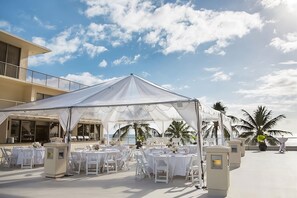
[134,124,138,144]
[214,121,218,145]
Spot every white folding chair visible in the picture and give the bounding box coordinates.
[1,148,13,167]
[70,152,82,174]
[135,152,151,179]
[154,155,169,183]
[185,155,200,183]
[85,152,99,175]
[104,152,118,173]
[21,149,34,169]
[117,149,131,171]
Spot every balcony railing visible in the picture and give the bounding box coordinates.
[0,62,87,92]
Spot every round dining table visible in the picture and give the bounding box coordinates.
[146,153,195,177]
[11,147,45,166]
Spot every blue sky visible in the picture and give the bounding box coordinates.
[1,0,297,135]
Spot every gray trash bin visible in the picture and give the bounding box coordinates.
[7,137,14,143]
[44,142,68,178]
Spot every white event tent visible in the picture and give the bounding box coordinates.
[0,74,232,186]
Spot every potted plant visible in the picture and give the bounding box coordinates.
[257,134,267,151]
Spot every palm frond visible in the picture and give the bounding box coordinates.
[262,115,286,131]
[265,135,279,146]
[241,109,257,128]
[267,129,292,136]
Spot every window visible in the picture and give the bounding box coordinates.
[35,121,49,143]
[11,120,21,143]
[78,123,95,140]
[0,41,21,78]
[36,93,53,101]
[0,41,7,62]
[49,122,61,138]
[21,120,35,142]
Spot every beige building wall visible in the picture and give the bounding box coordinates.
[0,30,103,144]
[0,120,8,143]
[0,76,65,108]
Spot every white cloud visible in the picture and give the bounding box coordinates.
[29,26,83,66]
[83,43,107,58]
[33,16,56,30]
[270,32,297,53]
[204,40,229,55]
[161,84,189,91]
[204,67,221,72]
[260,0,282,9]
[161,84,173,90]
[0,20,24,33]
[141,71,150,78]
[0,20,11,29]
[237,69,297,98]
[113,54,141,65]
[279,60,297,65]
[261,0,297,12]
[28,26,108,66]
[98,59,108,68]
[204,67,232,81]
[87,23,132,47]
[211,71,233,81]
[82,0,263,55]
[62,72,117,86]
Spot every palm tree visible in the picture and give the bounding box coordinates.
[202,102,228,145]
[112,122,161,143]
[235,106,292,146]
[164,120,195,145]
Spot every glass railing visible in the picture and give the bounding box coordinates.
[0,62,87,92]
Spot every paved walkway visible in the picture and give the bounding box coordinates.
[0,151,296,198]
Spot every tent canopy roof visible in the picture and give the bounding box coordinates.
[3,74,193,112]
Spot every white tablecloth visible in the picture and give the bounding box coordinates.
[71,149,120,170]
[12,147,45,165]
[147,153,194,176]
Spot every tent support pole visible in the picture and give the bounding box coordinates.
[219,113,225,145]
[65,107,73,176]
[194,100,206,189]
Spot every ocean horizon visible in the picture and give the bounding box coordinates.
[105,134,297,146]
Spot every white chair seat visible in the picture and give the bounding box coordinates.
[185,155,200,183]
[1,148,13,167]
[154,156,169,183]
[135,152,151,179]
[104,152,118,173]
[85,152,99,175]
[21,149,34,169]
[70,152,82,174]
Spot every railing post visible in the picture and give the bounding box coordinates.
[45,74,48,86]
[4,63,7,76]
[31,70,34,83]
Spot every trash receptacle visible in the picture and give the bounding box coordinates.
[236,138,246,157]
[227,140,241,168]
[44,142,67,178]
[7,137,14,144]
[206,146,230,197]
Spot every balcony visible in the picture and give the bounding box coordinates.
[0,62,87,92]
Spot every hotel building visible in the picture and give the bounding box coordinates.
[0,30,102,144]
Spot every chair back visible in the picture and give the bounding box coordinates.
[154,155,169,183]
[21,148,34,169]
[86,152,99,164]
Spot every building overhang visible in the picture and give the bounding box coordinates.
[0,30,51,56]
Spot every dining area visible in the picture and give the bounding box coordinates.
[69,144,132,176]
[0,144,45,169]
[135,142,203,185]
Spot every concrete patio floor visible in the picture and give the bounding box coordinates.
[0,150,296,198]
